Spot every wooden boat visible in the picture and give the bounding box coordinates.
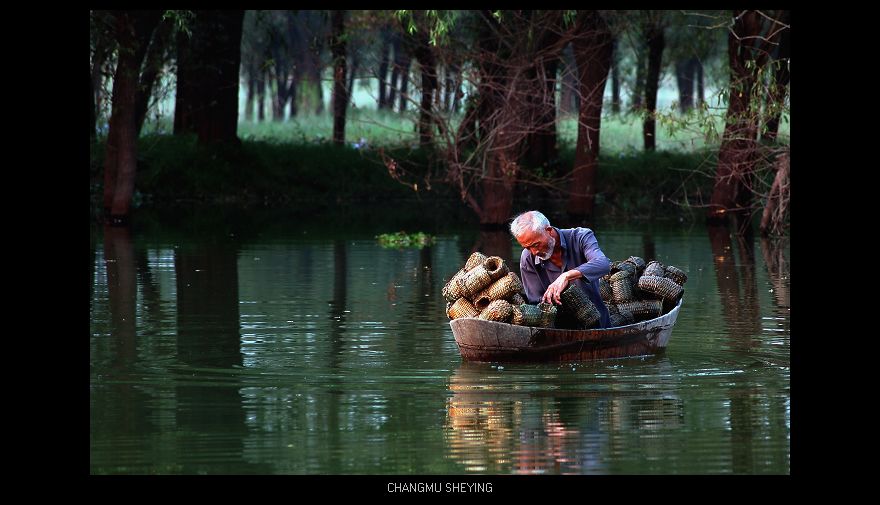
[449,297,683,362]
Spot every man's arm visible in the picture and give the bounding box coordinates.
[519,250,544,304]
[573,229,611,282]
[543,229,610,304]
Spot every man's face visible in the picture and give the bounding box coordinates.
[517,226,555,260]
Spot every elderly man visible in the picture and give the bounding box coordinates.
[509,210,611,328]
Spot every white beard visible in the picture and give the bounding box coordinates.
[536,236,555,260]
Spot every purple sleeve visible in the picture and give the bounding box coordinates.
[519,249,544,304]
[575,229,611,282]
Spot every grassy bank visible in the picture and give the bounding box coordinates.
[93,109,784,221]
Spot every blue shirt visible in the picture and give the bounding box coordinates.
[518,227,611,328]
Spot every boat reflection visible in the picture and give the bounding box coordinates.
[445,359,683,474]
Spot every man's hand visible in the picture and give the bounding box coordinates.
[543,274,571,305]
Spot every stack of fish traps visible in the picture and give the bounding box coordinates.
[444,252,557,328]
[599,256,688,327]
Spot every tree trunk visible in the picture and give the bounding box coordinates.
[256,67,266,121]
[759,150,789,236]
[559,44,578,115]
[412,29,437,147]
[330,10,347,145]
[90,70,96,141]
[388,33,402,109]
[696,59,704,106]
[708,10,784,226]
[631,49,645,112]
[675,58,696,114]
[347,53,360,108]
[377,29,391,110]
[174,10,245,144]
[610,39,621,114]
[244,77,255,122]
[91,22,114,136]
[103,10,161,222]
[763,10,790,142]
[643,22,664,151]
[566,11,613,220]
[398,57,412,113]
[525,58,559,167]
[479,146,519,228]
[135,16,173,134]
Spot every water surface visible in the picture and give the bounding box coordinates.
[90,207,790,474]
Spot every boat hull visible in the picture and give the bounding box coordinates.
[449,297,682,362]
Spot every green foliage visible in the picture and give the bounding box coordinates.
[376,231,436,249]
[162,10,195,37]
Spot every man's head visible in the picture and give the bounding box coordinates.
[510,211,555,260]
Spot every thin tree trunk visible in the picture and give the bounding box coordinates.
[347,53,359,108]
[610,39,621,114]
[398,57,411,113]
[525,58,559,167]
[244,77,254,122]
[378,29,391,110]
[763,10,790,141]
[412,30,437,147]
[91,24,113,135]
[443,64,454,113]
[643,22,664,151]
[566,11,613,220]
[759,151,789,236]
[91,70,97,141]
[331,10,347,145]
[388,33,401,109]
[452,66,464,114]
[631,49,645,112]
[559,44,577,115]
[256,69,266,121]
[104,10,161,222]
[709,10,783,226]
[675,58,696,114]
[696,59,704,106]
[135,17,172,134]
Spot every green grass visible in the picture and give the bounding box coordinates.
[96,107,787,221]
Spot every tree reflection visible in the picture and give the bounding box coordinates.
[174,237,247,472]
[472,229,515,263]
[760,237,790,311]
[707,223,763,474]
[96,224,151,440]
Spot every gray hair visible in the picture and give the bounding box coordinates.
[509,210,550,238]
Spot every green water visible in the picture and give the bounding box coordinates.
[89,207,789,475]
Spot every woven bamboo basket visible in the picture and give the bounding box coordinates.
[628,256,646,273]
[478,299,513,323]
[508,304,538,327]
[465,251,488,271]
[638,275,683,302]
[598,277,613,302]
[616,261,637,276]
[644,260,665,277]
[537,302,558,328]
[616,299,663,322]
[477,272,524,304]
[610,270,636,303]
[460,256,509,299]
[447,297,479,319]
[664,265,688,286]
[560,283,600,328]
[472,292,492,311]
[442,267,469,302]
[509,292,526,306]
